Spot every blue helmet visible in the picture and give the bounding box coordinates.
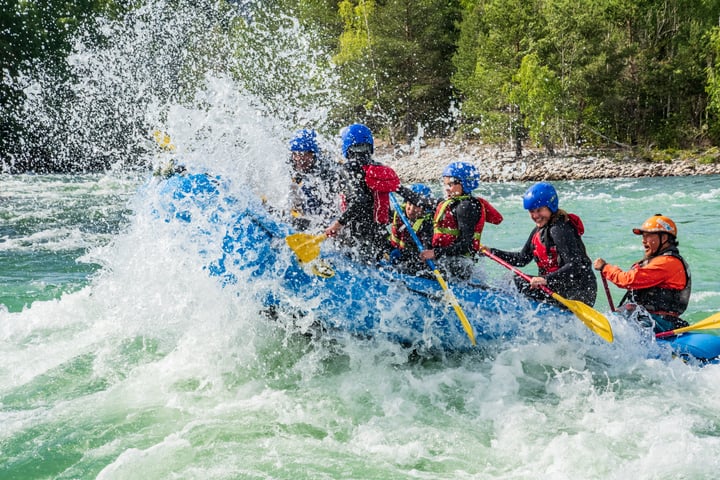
[341,123,374,158]
[408,183,434,212]
[409,183,432,198]
[289,129,319,154]
[442,161,480,193]
[523,182,559,212]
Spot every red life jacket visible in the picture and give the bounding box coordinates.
[361,164,400,224]
[390,208,431,249]
[532,213,584,274]
[431,196,486,251]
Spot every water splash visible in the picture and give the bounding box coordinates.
[7,1,345,173]
[4,2,720,478]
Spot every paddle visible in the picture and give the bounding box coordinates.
[153,130,176,151]
[286,233,327,263]
[389,193,476,346]
[655,312,720,339]
[479,246,614,343]
[601,276,616,312]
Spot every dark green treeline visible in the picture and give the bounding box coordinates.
[295,0,720,151]
[4,0,720,172]
[1,0,128,172]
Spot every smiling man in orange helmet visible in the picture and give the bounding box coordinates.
[594,214,691,334]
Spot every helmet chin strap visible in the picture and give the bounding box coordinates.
[653,232,674,255]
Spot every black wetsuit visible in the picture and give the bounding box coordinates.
[335,157,392,262]
[491,215,597,306]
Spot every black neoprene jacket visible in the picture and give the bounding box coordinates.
[491,215,597,306]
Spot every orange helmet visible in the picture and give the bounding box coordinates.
[632,214,677,237]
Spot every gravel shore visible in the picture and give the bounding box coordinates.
[375,143,720,183]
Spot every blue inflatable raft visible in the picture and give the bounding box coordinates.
[148,172,720,361]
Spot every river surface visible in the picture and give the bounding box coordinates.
[3,1,720,478]
[1,172,719,479]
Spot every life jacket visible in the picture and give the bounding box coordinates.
[630,247,692,316]
[532,213,585,275]
[431,196,485,251]
[390,208,431,249]
[359,164,400,224]
[290,176,323,217]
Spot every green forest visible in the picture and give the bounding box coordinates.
[3,0,720,171]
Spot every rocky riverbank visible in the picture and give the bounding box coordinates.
[376,143,720,183]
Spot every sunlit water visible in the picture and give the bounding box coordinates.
[3,1,720,478]
[2,172,720,479]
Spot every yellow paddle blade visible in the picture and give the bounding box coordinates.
[153,130,176,151]
[432,269,476,345]
[286,233,326,263]
[551,293,614,343]
[665,312,720,337]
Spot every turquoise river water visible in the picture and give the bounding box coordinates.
[3,1,720,477]
[1,172,719,479]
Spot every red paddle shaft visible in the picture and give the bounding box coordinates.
[601,276,616,312]
[481,247,554,297]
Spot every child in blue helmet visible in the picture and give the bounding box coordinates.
[287,129,340,231]
[419,161,504,279]
[489,182,597,307]
[388,183,436,274]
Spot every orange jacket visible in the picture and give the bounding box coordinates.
[602,255,686,291]
[602,248,691,315]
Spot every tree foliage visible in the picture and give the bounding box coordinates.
[449,0,720,152]
[509,53,561,152]
[332,0,461,142]
[4,0,720,171]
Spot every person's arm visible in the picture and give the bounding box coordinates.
[317,159,342,214]
[489,230,535,267]
[417,217,435,250]
[543,222,589,282]
[397,185,436,212]
[601,256,686,290]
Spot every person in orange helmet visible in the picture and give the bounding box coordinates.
[594,214,691,334]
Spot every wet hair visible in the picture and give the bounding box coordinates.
[549,208,568,224]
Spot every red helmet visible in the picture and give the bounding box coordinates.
[632,214,677,237]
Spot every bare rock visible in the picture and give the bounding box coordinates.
[376,143,720,183]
